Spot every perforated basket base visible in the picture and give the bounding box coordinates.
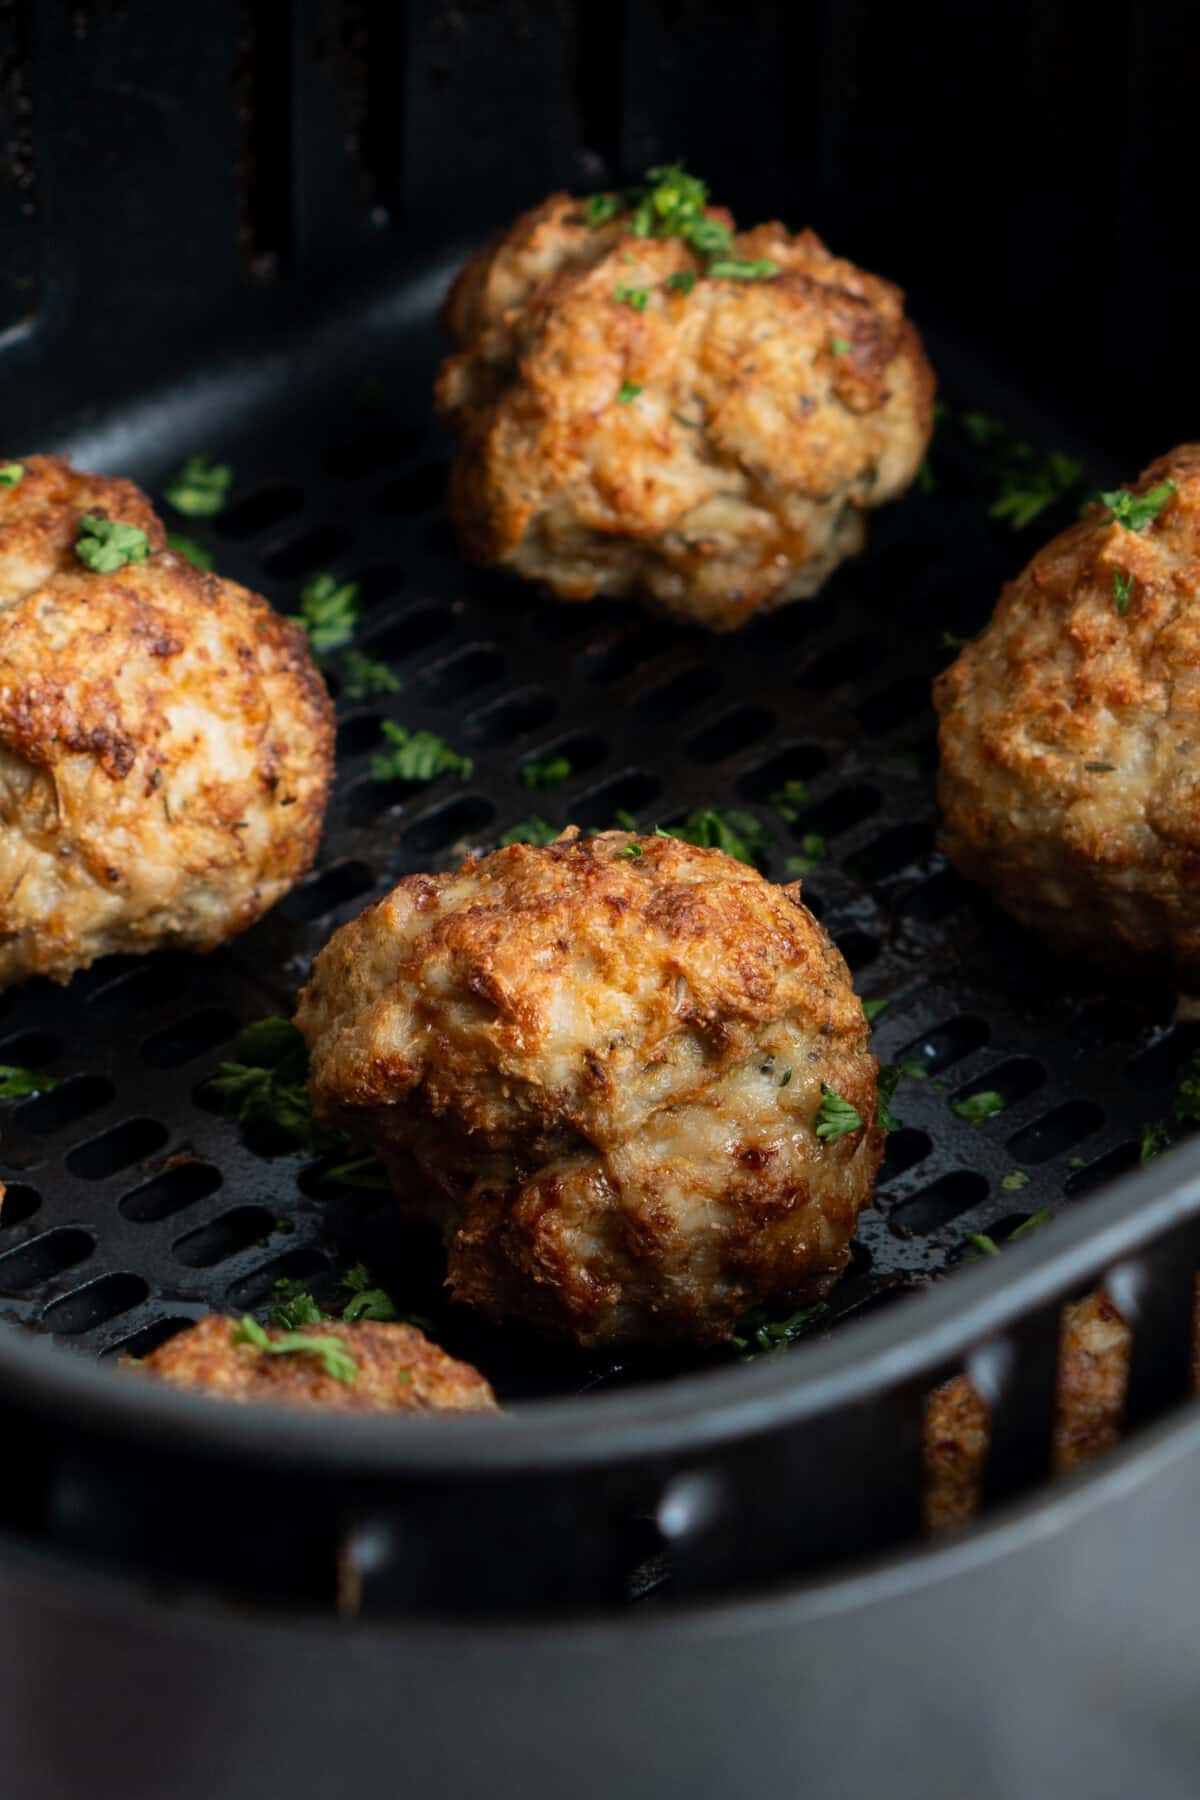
[0,258,1186,1404]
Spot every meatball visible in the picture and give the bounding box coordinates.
[136,1313,499,1415]
[436,180,934,631]
[0,454,334,987]
[296,829,883,1347]
[935,445,1200,982]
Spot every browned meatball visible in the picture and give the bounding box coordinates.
[437,180,934,631]
[0,455,334,986]
[137,1313,499,1415]
[935,445,1200,982]
[296,829,884,1347]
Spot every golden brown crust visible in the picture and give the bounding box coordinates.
[923,1291,1133,1532]
[935,444,1200,981]
[137,1313,499,1414]
[437,193,935,631]
[296,829,884,1346]
[0,457,334,986]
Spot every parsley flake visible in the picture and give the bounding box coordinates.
[784,833,826,877]
[732,1301,825,1357]
[665,270,696,295]
[829,336,852,355]
[1010,1208,1053,1240]
[75,514,151,573]
[707,256,779,281]
[617,380,643,404]
[1140,1119,1170,1163]
[211,1017,319,1149]
[952,1089,1006,1123]
[290,572,359,657]
[614,284,650,310]
[657,808,769,865]
[586,193,621,226]
[342,649,401,699]
[499,816,558,846]
[1001,1169,1030,1191]
[769,778,808,822]
[1113,570,1134,614]
[967,1232,1000,1258]
[232,1315,357,1384]
[520,754,572,789]
[166,532,214,571]
[622,841,644,859]
[0,1063,57,1099]
[164,455,233,518]
[1175,1054,1200,1125]
[815,1083,864,1142]
[862,998,889,1023]
[0,462,24,487]
[269,1279,324,1330]
[370,723,473,783]
[1101,480,1176,533]
[942,631,973,651]
[339,1262,401,1322]
[876,1061,926,1132]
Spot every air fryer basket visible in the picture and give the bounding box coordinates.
[4,2,1200,1796]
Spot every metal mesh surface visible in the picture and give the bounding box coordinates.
[0,275,1188,1405]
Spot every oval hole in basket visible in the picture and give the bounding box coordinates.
[1065,1141,1141,1197]
[374,464,448,515]
[0,1030,61,1069]
[684,705,774,765]
[951,1057,1045,1116]
[282,861,376,923]
[0,1183,40,1230]
[795,785,882,841]
[834,930,879,973]
[87,961,186,1022]
[464,688,556,746]
[798,637,883,692]
[43,1272,150,1336]
[324,427,424,479]
[891,1171,990,1235]
[420,645,507,703]
[855,676,933,736]
[575,772,663,832]
[635,666,723,725]
[402,796,495,857]
[518,732,606,785]
[102,1315,200,1360]
[67,1118,169,1181]
[370,606,455,662]
[879,1127,933,1184]
[261,523,353,579]
[895,1015,990,1074]
[225,1246,331,1311]
[173,1206,277,1269]
[141,1008,238,1070]
[1125,1024,1200,1094]
[15,1075,114,1137]
[0,1227,94,1291]
[580,623,675,684]
[844,821,935,884]
[350,562,408,609]
[217,483,304,540]
[1006,1099,1105,1165]
[337,714,386,758]
[120,1160,222,1223]
[737,744,830,800]
[895,867,970,922]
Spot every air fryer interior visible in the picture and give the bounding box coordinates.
[1,0,1200,1598]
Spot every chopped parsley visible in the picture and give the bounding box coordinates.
[952,1089,1006,1123]
[75,514,151,573]
[1001,1169,1030,1191]
[708,256,779,281]
[210,1017,319,1148]
[166,531,214,571]
[769,778,808,822]
[622,841,644,859]
[1113,570,1134,614]
[876,1061,926,1132]
[290,572,359,657]
[967,1232,1000,1258]
[942,631,973,651]
[815,1083,864,1142]
[665,270,696,295]
[1101,480,1176,533]
[340,1262,402,1322]
[370,723,473,783]
[499,815,559,846]
[1140,1119,1170,1163]
[586,193,622,226]
[784,833,826,877]
[0,462,24,487]
[862,998,889,1023]
[0,1063,57,1099]
[520,754,572,789]
[657,807,769,865]
[232,1315,357,1384]
[614,284,650,310]
[829,336,852,355]
[617,380,643,404]
[164,455,233,518]
[732,1301,825,1357]
[269,1279,324,1329]
[342,649,401,699]
[1175,1055,1200,1125]
[319,1151,389,1189]
[967,1208,1053,1259]
[960,412,1084,530]
[614,807,639,830]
